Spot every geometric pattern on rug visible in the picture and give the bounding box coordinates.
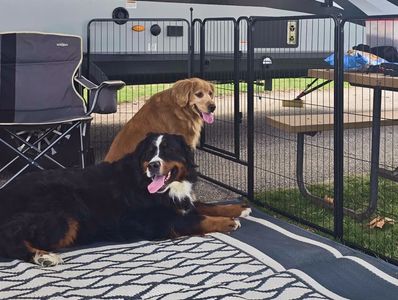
[0,235,333,299]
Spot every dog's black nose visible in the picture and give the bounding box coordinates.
[208,104,216,113]
[148,161,161,173]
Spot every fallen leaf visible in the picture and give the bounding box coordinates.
[368,216,395,229]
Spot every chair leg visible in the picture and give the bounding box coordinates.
[1,122,81,189]
[0,127,58,174]
[7,129,66,169]
[0,137,44,171]
[0,164,31,189]
[79,123,85,169]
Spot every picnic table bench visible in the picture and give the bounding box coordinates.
[265,69,398,220]
[265,111,398,134]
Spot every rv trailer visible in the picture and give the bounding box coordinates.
[1,0,398,84]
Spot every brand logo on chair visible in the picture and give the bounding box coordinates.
[56,42,69,47]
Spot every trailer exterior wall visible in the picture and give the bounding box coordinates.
[0,0,304,49]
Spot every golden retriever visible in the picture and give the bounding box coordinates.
[104,78,215,162]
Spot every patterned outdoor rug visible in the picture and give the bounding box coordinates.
[0,209,397,299]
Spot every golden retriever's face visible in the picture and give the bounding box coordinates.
[171,78,216,124]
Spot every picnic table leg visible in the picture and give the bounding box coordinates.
[343,88,381,220]
[296,133,333,209]
[296,132,370,220]
[356,87,382,220]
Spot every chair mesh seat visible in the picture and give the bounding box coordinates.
[0,115,92,126]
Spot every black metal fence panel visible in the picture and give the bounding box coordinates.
[247,16,340,236]
[193,18,249,196]
[85,14,398,264]
[87,18,191,160]
[340,15,398,263]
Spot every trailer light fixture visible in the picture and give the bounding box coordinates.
[132,25,145,32]
[150,24,161,36]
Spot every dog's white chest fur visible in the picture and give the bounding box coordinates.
[168,180,194,202]
[191,120,203,148]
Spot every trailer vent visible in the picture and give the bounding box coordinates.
[167,26,184,37]
[112,7,129,25]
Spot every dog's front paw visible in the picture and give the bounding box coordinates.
[239,207,252,218]
[228,203,252,218]
[33,252,64,267]
[232,218,241,230]
[218,217,241,233]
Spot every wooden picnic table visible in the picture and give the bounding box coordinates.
[264,68,398,220]
[308,68,398,90]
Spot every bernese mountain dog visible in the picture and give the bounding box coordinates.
[0,133,251,267]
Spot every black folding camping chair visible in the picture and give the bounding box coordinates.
[0,32,125,189]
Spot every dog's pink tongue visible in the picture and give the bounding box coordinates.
[202,112,214,124]
[148,175,166,193]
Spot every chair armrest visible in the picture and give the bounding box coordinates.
[74,76,98,90]
[75,76,125,114]
[97,80,125,90]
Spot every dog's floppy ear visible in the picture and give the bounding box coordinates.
[172,79,194,107]
[209,81,215,95]
[173,134,197,168]
[134,132,156,157]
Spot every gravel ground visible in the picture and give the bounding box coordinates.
[89,86,398,199]
[196,87,398,194]
[193,179,239,202]
[4,86,398,201]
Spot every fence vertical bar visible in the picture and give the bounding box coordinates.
[199,21,206,147]
[233,20,241,159]
[247,18,255,202]
[199,22,205,77]
[86,21,92,78]
[333,15,344,239]
[189,8,194,76]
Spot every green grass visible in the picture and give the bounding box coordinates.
[114,78,348,103]
[255,176,398,260]
[117,83,173,103]
[255,78,350,91]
